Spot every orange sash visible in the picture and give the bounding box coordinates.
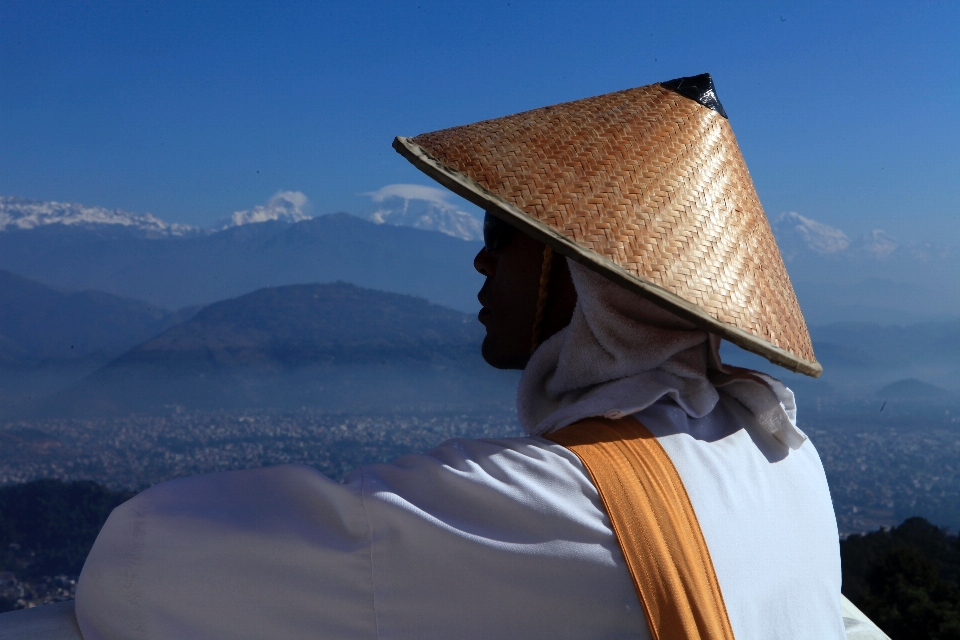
[545,416,735,640]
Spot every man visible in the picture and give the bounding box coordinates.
[7,74,882,638]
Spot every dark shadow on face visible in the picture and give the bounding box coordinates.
[474,229,577,370]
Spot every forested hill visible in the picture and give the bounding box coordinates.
[119,281,483,366]
[841,518,960,638]
[40,282,517,416]
[0,479,134,612]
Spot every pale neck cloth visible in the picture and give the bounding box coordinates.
[518,259,806,449]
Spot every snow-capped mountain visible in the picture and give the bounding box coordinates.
[770,211,956,262]
[769,211,960,324]
[0,196,198,237]
[216,191,312,229]
[771,211,851,259]
[1,192,315,237]
[363,184,483,241]
[849,229,899,259]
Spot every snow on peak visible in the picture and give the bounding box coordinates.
[772,211,851,257]
[770,212,925,262]
[0,196,197,236]
[851,229,899,259]
[363,184,483,241]
[220,191,312,229]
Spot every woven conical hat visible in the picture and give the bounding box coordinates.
[393,74,820,377]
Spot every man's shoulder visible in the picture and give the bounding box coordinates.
[354,434,592,498]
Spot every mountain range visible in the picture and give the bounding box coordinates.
[0,209,485,314]
[773,212,959,263]
[770,212,960,324]
[0,196,198,237]
[0,270,198,409]
[720,316,960,408]
[0,270,180,363]
[0,190,483,241]
[0,192,957,413]
[3,195,957,325]
[32,282,518,417]
[0,266,955,419]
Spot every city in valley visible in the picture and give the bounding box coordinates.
[2,404,958,536]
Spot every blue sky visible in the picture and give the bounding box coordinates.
[2,0,958,242]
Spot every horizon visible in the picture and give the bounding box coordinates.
[2,1,959,245]
[2,192,957,253]
[2,193,960,332]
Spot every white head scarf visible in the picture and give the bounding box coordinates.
[517,259,807,449]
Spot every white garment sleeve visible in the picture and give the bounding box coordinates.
[75,464,377,640]
[75,438,648,640]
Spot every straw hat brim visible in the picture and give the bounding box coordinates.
[393,135,822,378]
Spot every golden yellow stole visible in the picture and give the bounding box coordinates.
[545,416,735,640]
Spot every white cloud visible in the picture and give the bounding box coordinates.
[273,190,308,209]
[225,191,311,228]
[364,184,453,205]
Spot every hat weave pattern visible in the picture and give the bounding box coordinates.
[402,82,817,374]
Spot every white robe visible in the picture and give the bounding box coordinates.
[75,259,847,638]
[74,395,844,639]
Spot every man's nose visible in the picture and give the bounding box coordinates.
[474,248,495,277]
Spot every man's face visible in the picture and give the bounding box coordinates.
[474,214,576,370]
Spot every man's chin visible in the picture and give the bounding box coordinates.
[480,337,502,368]
[480,336,528,371]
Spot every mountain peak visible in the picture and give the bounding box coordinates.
[851,229,899,259]
[217,191,312,229]
[876,378,950,400]
[363,184,483,241]
[0,196,197,237]
[120,281,483,365]
[772,211,851,259]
